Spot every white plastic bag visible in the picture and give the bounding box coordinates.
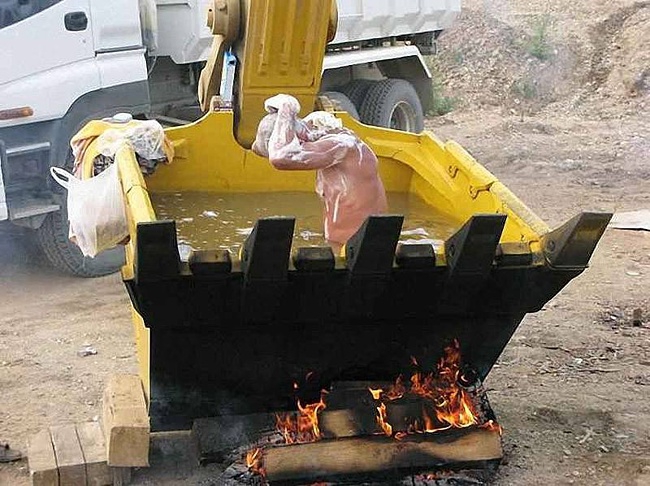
[50,164,129,258]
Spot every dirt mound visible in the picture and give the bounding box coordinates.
[430,9,574,112]
[432,0,650,117]
[591,3,650,100]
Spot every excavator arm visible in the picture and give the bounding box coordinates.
[198,0,338,148]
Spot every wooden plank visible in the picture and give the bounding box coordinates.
[191,408,377,465]
[76,422,111,486]
[27,429,59,486]
[263,426,503,483]
[50,425,86,486]
[320,408,380,439]
[102,374,150,467]
[192,381,390,464]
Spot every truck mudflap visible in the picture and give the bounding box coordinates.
[111,112,611,431]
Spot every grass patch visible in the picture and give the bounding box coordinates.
[429,73,458,116]
[452,49,465,65]
[525,14,553,61]
[512,78,538,100]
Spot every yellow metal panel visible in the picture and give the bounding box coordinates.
[151,112,547,250]
[116,146,156,273]
[153,112,415,194]
[123,111,549,273]
[131,308,150,402]
[235,0,334,147]
[151,112,317,193]
[104,145,157,398]
[337,116,545,252]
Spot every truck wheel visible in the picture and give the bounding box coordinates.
[321,91,360,119]
[339,80,374,112]
[36,199,126,278]
[359,79,424,133]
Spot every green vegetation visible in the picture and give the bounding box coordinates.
[512,78,538,100]
[428,68,458,116]
[526,14,553,61]
[452,49,465,65]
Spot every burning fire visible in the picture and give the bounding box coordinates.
[375,402,393,437]
[481,419,503,435]
[276,390,328,444]
[246,447,264,476]
[370,340,483,436]
[245,340,501,479]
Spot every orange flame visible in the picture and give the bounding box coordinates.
[376,402,393,437]
[246,448,264,476]
[481,419,503,435]
[276,390,328,444]
[370,340,486,436]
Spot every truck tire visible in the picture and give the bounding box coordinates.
[321,91,360,119]
[359,79,424,133]
[36,200,126,278]
[339,80,374,112]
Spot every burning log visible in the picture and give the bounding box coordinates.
[262,426,503,484]
[194,341,503,484]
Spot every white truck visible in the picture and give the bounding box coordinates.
[0,0,460,276]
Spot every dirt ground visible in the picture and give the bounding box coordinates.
[1,1,649,485]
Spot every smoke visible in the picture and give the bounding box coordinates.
[0,226,38,275]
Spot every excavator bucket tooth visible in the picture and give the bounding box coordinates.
[345,215,404,274]
[135,220,181,283]
[542,212,612,269]
[345,215,404,317]
[242,217,295,280]
[445,214,507,279]
[241,217,295,322]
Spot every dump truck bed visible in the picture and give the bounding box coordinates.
[112,112,610,430]
[333,0,461,44]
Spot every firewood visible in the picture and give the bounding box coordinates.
[102,374,150,467]
[263,426,502,483]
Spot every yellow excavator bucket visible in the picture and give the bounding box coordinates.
[72,0,610,430]
[112,111,610,430]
